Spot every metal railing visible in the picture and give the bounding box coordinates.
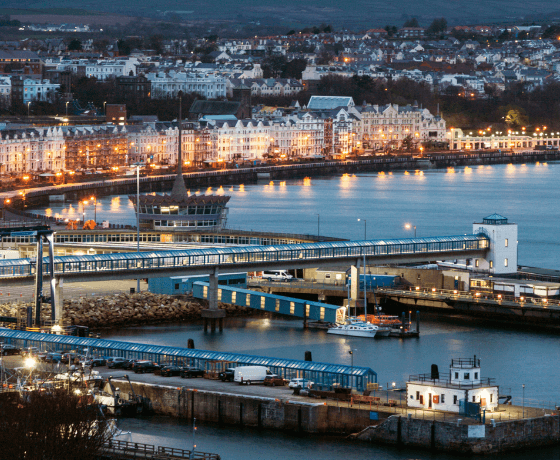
[409,374,496,388]
[103,439,220,459]
[377,287,560,310]
[0,235,489,280]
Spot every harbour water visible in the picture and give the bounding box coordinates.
[106,314,560,459]
[42,162,560,269]
[36,163,560,457]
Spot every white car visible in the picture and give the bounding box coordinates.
[288,378,314,389]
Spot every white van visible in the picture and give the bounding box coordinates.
[261,270,293,281]
[233,366,271,385]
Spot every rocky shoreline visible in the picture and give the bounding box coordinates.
[0,292,256,329]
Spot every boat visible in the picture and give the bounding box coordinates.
[327,321,378,337]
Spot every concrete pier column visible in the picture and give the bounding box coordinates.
[54,278,63,323]
[201,267,226,332]
[349,259,361,313]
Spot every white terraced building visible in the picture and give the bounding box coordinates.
[0,127,65,173]
[85,59,138,80]
[147,71,227,99]
[355,103,446,149]
[22,79,60,104]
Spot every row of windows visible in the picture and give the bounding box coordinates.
[138,205,223,215]
[152,220,218,227]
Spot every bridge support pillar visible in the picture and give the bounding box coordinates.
[53,278,63,324]
[201,268,226,332]
[349,259,361,313]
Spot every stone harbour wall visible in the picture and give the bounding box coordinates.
[356,414,560,454]
[0,293,255,329]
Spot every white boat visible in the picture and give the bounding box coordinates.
[327,322,378,338]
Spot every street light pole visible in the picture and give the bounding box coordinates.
[136,163,140,294]
[27,102,31,117]
[358,219,367,321]
[522,384,525,418]
[65,101,69,116]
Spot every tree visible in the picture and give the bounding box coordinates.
[403,18,419,28]
[384,25,398,37]
[0,389,111,460]
[68,38,82,51]
[427,18,447,35]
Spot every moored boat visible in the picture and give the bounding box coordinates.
[327,321,378,337]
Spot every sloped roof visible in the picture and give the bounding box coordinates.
[307,96,354,110]
[190,100,241,116]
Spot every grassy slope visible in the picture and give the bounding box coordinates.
[2,0,560,26]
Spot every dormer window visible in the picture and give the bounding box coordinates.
[464,373,470,380]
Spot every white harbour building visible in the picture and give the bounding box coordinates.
[407,357,499,413]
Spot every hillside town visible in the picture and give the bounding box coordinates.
[0,20,559,174]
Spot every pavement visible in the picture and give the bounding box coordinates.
[0,280,149,304]
[1,355,554,425]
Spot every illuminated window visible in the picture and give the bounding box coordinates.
[290,302,295,315]
[246,294,251,306]
[475,259,479,267]
[505,238,508,247]
[504,258,508,267]
[320,307,325,321]
[231,291,236,303]
[275,299,280,312]
[489,261,493,269]
[203,286,208,298]
[260,297,265,309]
[218,289,222,301]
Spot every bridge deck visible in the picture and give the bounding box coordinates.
[0,235,489,282]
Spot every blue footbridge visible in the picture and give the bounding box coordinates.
[192,281,345,324]
[0,329,377,391]
[0,235,489,283]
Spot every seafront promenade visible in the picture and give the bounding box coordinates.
[2,149,559,216]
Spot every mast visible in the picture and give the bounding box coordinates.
[170,90,188,198]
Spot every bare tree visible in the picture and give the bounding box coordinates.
[0,389,112,460]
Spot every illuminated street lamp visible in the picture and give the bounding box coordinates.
[405,223,416,238]
[90,196,97,223]
[27,101,31,117]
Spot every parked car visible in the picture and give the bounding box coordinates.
[107,357,132,369]
[288,378,314,389]
[44,353,63,363]
[0,344,21,355]
[263,374,287,387]
[219,368,235,382]
[160,365,183,377]
[81,357,106,368]
[180,367,204,378]
[22,347,40,357]
[133,361,161,374]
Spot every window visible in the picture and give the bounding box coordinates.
[441,394,445,403]
[472,396,476,403]
[474,372,478,379]
[489,261,493,269]
[464,373,470,380]
[416,391,420,400]
[504,258,508,267]
[455,372,459,379]
[475,259,479,267]
[490,394,493,403]
[505,238,508,247]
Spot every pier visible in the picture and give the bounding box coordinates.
[376,287,560,327]
[102,440,220,460]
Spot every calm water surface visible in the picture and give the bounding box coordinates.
[39,163,560,458]
[42,162,560,269]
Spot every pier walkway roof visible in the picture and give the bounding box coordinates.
[0,234,489,284]
[0,329,377,391]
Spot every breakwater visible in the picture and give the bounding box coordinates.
[111,381,560,455]
[355,413,560,455]
[0,292,254,329]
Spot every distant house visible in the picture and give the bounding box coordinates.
[189,100,249,121]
